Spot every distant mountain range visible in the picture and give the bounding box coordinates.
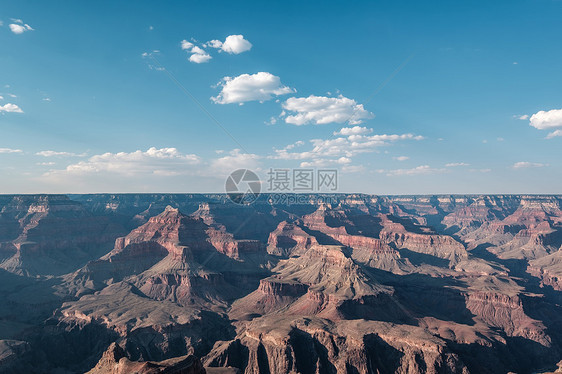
[0,194,561,373]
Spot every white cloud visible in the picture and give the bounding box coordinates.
[529,109,562,138]
[205,39,223,49]
[284,140,305,150]
[393,156,409,161]
[217,35,252,54]
[446,162,470,167]
[211,72,295,104]
[189,51,212,63]
[512,161,546,169]
[182,35,251,64]
[334,126,372,136]
[181,40,212,63]
[36,150,85,157]
[209,149,260,175]
[9,19,33,34]
[0,96,3,100]
[0,103,23,113]
[275,133,422,160]
[181,40,194,50]
[341,165,365,173]
[47,147,200,177]
[0,148,23,154]
[37,162,55,166]
[282,95,374,125]
[518,115,529,120]
[546,130,562,139]
[265,116,278,125]
[300,156,351,168]
[385,165,447,176]
[191,46,205,55]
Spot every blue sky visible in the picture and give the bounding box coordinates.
[1,0,561,194]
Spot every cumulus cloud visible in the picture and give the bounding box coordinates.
[274,132,423,161]
[41,147,265,192]
[221,35,252,54]
[47,147,200,177]
[181,35,251,64]
[284,140,305,150]
[189,50,212,63]
[207,35,252,54]
[529,109,562,138]
[512,161,546,169]
[205,39,223,49]
[181,40,194,50]
[211,72,295,104]
[334,126,372,136]
[181,41,212,63]
[282,95,374,125]
[0,103,23,113]
[9,19,34,34]
[529,109,562,129]
[272,128,422,172]
[385,165,447,176]
[0,148,23,154]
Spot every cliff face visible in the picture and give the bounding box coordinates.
[86,342,206,374]
[2,194,562,374]
[299,204,467,268]
[267,221,317,257]
[0,195,126,275]
[456,196,562,260]
[465,291,550,345]
[204,318,469,374]
[528,249,562,290]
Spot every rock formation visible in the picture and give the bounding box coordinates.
[0,194,561,373]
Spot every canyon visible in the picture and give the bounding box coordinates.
[0,194,561,373]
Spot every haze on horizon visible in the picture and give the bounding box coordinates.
[0,0,561,195]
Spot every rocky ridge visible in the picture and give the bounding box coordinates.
[0,194,561,373]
